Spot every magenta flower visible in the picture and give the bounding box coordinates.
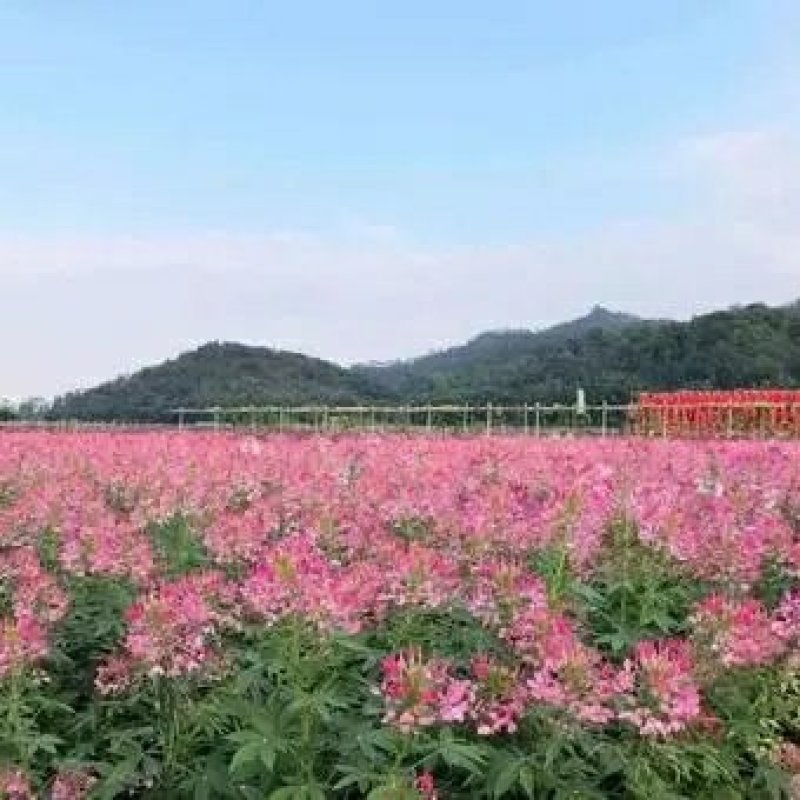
[618,639,702,737]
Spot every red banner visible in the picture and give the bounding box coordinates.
[634,390,800,438]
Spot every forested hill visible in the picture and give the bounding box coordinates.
[49,301,800,420]
[49,342,386,421]
[353,306,653,397]
[357,302,800,404]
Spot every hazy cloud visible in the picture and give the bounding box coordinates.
[1,127,799,400]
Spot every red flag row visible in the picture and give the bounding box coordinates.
[633,390,800,438]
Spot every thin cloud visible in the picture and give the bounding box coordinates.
[1,126,799,399]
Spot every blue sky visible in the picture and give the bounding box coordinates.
[1,2,799,397]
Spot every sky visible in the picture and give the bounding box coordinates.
[1,1,799,399]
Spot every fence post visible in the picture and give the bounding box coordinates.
[601,401,608,438]
[278,407,284,433]
[523,403,529,435]
[534,402,541,437]
[486,402,492,436]
[426,404,432,433]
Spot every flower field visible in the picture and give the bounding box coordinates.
[2,432,800,798]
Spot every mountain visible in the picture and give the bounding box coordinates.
[354,305,653,398]
[534,305,648,340]
[49,342,386,422]
[49,301,800,420]
[356,302,800,404]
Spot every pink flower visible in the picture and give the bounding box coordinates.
[469,655,528,735]
[526,641,621,726]
[618,639,701,737]
[0,547,68,624]
[415,771,439,800]
[94,654,134,696]
[379,648,475,733]
[50,769,97,800]
[692,594,785,668]
[503,603,578,670]
[465,560,548,628]
[438,677,474,723]
[0,768,34,800]
[772,590,800,645]
[106,571,236,684]
[0,611,49,679]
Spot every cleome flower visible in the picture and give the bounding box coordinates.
[617,638,702,737]
[96,570,237,690]
[0,767,34,800]
[415,771,439,800]
[469,654,529,735]
[379,648,474,733]
[49,768,97,800]
[526,640,622,726]
[0,612,49,680]
[0,546,68,624]
[691,594,786,669]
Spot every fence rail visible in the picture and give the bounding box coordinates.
[2,401,800,439]
[171,403,635,436]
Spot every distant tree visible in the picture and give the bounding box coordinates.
[0,400,17,421]
[49,300,800,421]
[16,397,50,420]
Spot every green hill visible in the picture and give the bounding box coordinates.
[49,342,387,421]
[49,300,800,420]
[356,302,800,404]
[354,306,651,398]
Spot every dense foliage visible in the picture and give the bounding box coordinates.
[49,302,800,421]
[2,432,800,798]
[49,343,384,422]
[359,302,800,404]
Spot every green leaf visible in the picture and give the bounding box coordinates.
[332,773,365,791]
[269,785,325,800]
[492,759,521,798]
[229,741,268,775]
[518,765,536,797]
[437,738,486,774]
